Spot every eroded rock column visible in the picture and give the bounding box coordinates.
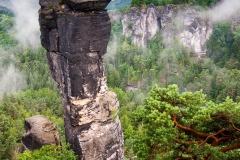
[38,0,124,159]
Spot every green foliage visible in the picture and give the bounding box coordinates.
[131,0,219,7]
[206,22,240,70]
[0,22,64,159]
[194,0,220,7]
[0,87,64,159]
[18,144,77,160]
[0,6,14,17]
[105,16,240,158]
[15,47,58,91]
[206,21,234,68]
[111,20,123,35]
[0,87,77,159]
[0,113,20,160]
[133,85,240,159]
[108,87,137,159]
[106,22,240,106]
[230,25,240,67]
[0,14,17,49]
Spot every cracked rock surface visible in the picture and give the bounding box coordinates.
[39,0,124,159]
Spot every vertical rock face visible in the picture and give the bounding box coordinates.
[121,5,212,58]
[122,4,161,48]
[161,6,212,58]
[38,0,124,159]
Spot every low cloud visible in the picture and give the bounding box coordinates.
[0,65,26,97]
[0,0,40,47]
[0,0,9,8]
[205,0,240,22]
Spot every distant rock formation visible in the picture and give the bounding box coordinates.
[161,5,212,58]
[22,115,60,151]
[38,0,124,159]
[121,5,212,58]
[122,4,161,48]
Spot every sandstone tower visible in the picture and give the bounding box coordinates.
[38,0,124,159]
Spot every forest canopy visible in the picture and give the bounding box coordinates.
[131,0,220,7]
[132,85,240,159]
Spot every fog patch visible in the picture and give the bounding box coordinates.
[5,0,40,47]
[204,0,240,22]
[0,0,9,8]
[0,65,26,97]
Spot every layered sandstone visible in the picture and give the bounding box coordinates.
[38,0,124,159]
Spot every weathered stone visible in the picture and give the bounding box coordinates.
[121,4,212,58]
[63,91,124,159]
[22,115,60,151]
[122,4,161,47]
[65,0,111,11]
[160,5,176,28]
[39,0,124,159]
[161,6,212,58]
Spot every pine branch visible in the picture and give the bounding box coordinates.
[219,142,240,152]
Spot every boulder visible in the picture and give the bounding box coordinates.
[22,115,60,151]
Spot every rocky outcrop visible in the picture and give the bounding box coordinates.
[22,115,60,151]
[162,6,212,58]
[122,4,161,47]
[121,5,212,57]
[160,5,177,28]
[38,0,124,159]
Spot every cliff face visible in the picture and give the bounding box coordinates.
[39,0,124,159]
[122,4,161,48]
[121,5,212,57]
[162,6,213,58]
